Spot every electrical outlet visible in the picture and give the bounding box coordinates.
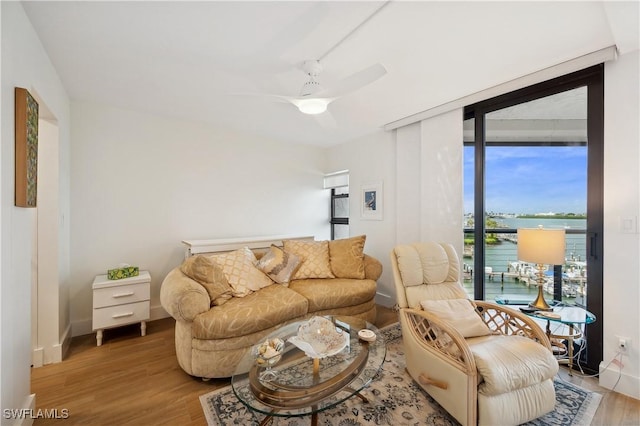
[616,335,630,352]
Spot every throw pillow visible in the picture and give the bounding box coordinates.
[419,298,491,338]
[283,240,335,280]
[256,245,301,285]
[210,247,273,297]
[328,235,366,279]
[179,255,233,306]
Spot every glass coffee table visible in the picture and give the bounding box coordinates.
[231,316,386,426]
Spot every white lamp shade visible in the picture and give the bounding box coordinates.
[517,228,566,265]
[297,98,328,115]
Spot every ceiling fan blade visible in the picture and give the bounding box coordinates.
[313,109,338,128]
[231,92,295,104]
[320,63,387,98]
[234,92,335,116]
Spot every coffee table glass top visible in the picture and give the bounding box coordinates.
[231,315,386,419]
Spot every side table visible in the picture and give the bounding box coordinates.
[527,306,596,375]
[92,270,151,346]
[495,295,596,375]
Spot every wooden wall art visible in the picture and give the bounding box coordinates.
[15,87,39,208]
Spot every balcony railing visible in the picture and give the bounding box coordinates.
[462,228,587,305]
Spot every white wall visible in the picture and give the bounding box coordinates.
[1,1,71,419]
[600,49,640,399]
[394,110,465,255]
[69,102,329,336]
[325,130,397,306]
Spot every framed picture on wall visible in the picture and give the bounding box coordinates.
[361,182,383,220]
[15,87,39,208]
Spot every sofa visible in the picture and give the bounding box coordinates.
[160,235,382,378]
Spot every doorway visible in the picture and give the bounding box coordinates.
[31,115,62,367]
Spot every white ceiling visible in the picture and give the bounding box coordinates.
[22,1,639,146]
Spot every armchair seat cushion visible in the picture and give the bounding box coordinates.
[192,284,308,339]
[288,278,377,313]
[468,334,559,395]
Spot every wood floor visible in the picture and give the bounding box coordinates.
[32,307,639,425]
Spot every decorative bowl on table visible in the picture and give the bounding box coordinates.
[288,316,349,358]
[254,337,284,381]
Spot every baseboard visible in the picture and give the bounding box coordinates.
[71,317,92,337]
[60,322,72,360]
[7,393,36,426]
[599,362,640,400]
[375,291,393,307]
[32,348,44,368]
[150,304,170,321]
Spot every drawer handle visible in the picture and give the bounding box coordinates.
[112,292,135,298]
[112,312,134,319]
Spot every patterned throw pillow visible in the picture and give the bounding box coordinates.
[210,247,273,297]
[283,240,335,280]
[179,255,233,306]
[328,235,366,279]
[256,245,301,285]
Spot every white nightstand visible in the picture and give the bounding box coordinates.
[92,270,151,346]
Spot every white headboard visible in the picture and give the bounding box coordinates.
[182,235,315,259]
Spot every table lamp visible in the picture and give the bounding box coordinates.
[517,227,566,311]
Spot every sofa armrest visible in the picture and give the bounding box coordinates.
[363,254,382,281]
[160,268,211,322]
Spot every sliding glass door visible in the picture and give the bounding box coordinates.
[463,65,603,373]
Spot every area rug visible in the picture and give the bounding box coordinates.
[200,323,602,425]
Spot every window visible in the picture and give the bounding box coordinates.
[464,65,604,373]
[324,170,349,240]
[330,187,349,240]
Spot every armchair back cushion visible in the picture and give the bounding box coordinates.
[420,299,491,338]
[393,242,467,308]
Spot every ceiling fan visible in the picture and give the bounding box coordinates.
[239,59,386,118]
[263,60,387,115]
[237,2,390,120]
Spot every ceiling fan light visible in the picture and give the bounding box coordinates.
[298,99,328,115]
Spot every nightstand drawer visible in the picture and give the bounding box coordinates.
[93,301,150,330]
[93,282,150,308]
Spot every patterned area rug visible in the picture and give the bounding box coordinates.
[200,323,602,425]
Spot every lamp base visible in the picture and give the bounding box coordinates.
[529,285,552,311]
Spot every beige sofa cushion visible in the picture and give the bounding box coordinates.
[288,278,377,313]
[255,244,301,285]
[328,235,366,279]
[284,240,335,280]
[210,247,273,297]
[179,255,233,306]
[192,284,309,340]
[468,334,559,395]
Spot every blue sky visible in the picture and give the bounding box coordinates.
[464,146,587,215]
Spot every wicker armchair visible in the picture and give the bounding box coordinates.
[390,242,558,426]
